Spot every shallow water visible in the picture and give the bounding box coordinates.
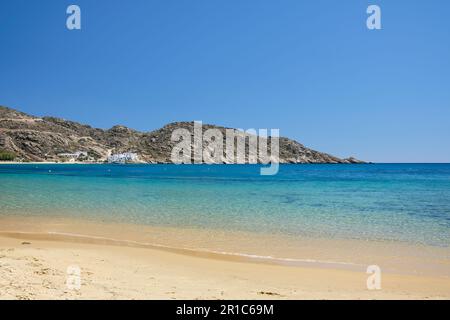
[1,163,450,247]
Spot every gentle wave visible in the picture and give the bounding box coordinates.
[0,230,362,268]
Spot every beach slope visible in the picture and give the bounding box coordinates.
[1,235,449,300]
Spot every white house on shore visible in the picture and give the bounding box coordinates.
[107,152,138,163]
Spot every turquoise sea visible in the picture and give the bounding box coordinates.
[1,164,450,247]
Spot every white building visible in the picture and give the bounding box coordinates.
[107,152,138,163]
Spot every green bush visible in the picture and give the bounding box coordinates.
[0,150,16,161]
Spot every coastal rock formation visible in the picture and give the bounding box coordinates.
[0,105,364,163]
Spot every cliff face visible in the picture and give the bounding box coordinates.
[0,106,364,164]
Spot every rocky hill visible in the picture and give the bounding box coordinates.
[0,105,364,164]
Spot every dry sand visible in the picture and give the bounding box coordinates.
[1,233,450,300]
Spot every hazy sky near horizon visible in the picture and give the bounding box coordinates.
[1,0,449,162]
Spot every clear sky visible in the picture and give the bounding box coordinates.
[1,0,449,162]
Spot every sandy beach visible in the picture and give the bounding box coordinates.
[2,0,450,306]
[1,217,450,300]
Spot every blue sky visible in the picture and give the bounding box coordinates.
[0,0,449,162]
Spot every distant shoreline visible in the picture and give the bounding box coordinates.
[0,161,374,165]
[1,106,366,165]
[0,161,92,165]
[3,161,450,165]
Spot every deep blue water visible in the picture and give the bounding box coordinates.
[1,164,449,246]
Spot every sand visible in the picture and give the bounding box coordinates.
[1,232,450,300]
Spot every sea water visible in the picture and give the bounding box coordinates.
[1,164,449,247]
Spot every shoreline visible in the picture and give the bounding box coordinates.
[1,215,449,276]
[0,161,94,165]
[2,162,450,166]
[0,229,366,271]
[1,216,450,299]
[1,232,450,300]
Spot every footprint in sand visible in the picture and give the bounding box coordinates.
[42,279,56,290]
[34,268,51,276]
[257,291,282,296]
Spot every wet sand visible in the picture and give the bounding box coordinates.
[0,216,450,300]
